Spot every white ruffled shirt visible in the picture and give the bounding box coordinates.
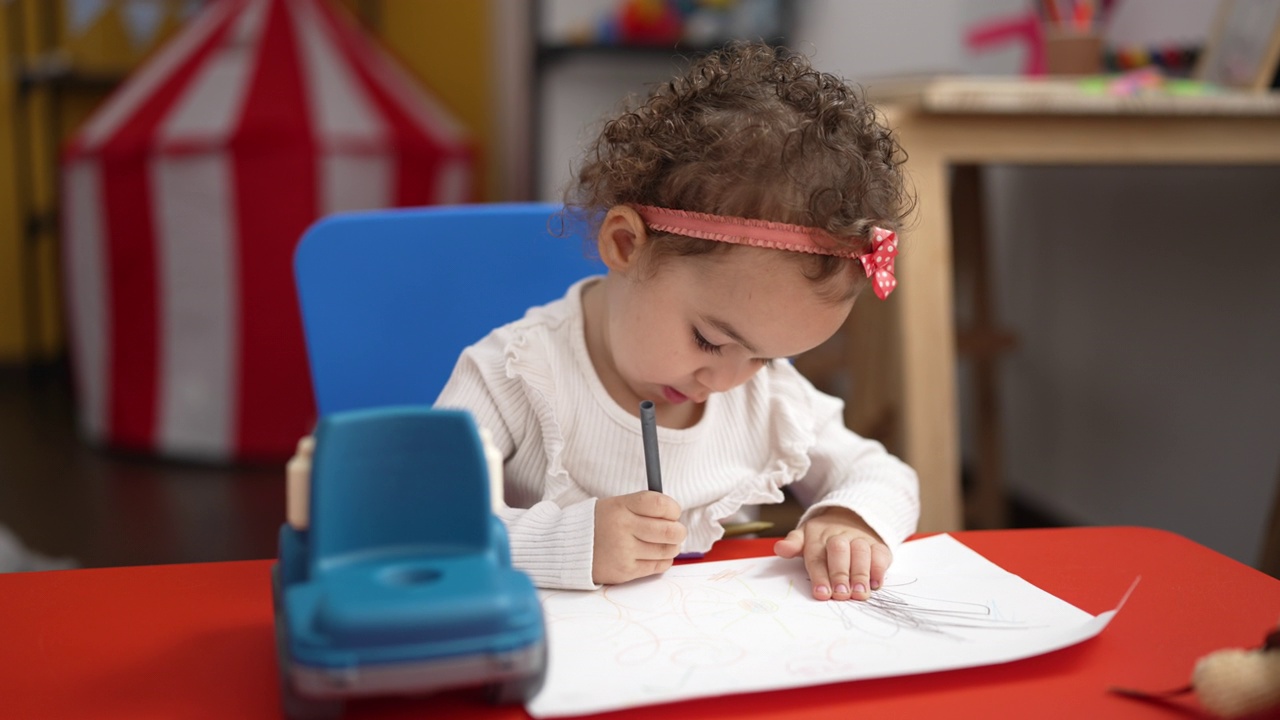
[435,278,920,590]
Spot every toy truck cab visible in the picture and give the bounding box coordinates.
[272,407,546,718]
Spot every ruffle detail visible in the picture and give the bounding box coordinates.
[502,324,578,505]
[680,372,819,553]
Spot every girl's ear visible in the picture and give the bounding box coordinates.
[597,205,650,272]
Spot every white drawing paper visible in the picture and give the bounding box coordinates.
[528,533,1126,718]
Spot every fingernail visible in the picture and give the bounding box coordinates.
[853,583,866,594]
[835,584,849,595]
[871,580,881,590]
[815,585,830,597]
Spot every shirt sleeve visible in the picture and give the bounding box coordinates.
[784,375,921,549]
[435,342,601,591]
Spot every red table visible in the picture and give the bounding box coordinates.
[2,527,1276,719]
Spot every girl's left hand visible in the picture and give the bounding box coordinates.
[772,507,890,601]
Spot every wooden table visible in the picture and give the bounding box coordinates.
[2,526,1277,719]
[871,77,1280,532]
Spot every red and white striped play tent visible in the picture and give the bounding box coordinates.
[61,0,474,461]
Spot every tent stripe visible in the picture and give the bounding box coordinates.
[230,0,317,457]
[77,0,242,152]
[323,37,469,205]
[62,162,110,443]
[293,0,385,149]
[150,0,269,458]
[435,158,474,205]
[315,0,473,205]
[322,154,392,215]
[317,0,468,144]
[100,152,158,450]
[156,0,269,151]
[153,156,239,457]
[74,0,246,451]
[292,0,392,214]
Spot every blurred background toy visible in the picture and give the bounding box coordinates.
[1113,624,1280,718]
[570,0,786,49]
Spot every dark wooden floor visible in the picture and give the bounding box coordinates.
[0,362,1064,570]
[0,363,285,568]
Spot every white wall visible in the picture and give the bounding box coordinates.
[532,0,1280,566]
[536,55,689,202]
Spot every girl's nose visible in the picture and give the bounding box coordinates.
[695,357,758,394]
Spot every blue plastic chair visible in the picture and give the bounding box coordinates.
[293,202,604,414]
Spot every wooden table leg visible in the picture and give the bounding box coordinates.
[953,165,1015,529]
[1258,458,1280,578]
[892,116,963,532]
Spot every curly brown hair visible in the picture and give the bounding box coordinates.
[566,41,914,301]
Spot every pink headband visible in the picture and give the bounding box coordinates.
[630,204,900,300]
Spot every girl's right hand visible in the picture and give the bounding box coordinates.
[592,491,686,585]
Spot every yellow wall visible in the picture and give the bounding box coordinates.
[0,0,493,364]
[0,0,190,364]
[0,9,23,364]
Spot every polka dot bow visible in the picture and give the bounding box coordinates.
[860,227,899,300]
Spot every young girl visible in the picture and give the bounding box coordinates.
[432,41,919,601]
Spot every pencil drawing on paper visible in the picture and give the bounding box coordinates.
[529,534,1115,720]
[837,578,1037,639]
[539,558,1031,680]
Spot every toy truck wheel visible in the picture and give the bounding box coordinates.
[274,601,345,720]
[486,643,548,705]
[279,676,345,720]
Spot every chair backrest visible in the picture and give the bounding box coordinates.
[295,203,604,414]
[308,406,491,568]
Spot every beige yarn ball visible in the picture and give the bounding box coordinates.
[1193,648,1280,718]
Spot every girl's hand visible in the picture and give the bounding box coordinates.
[592,491,686,585]
[772,507,891,601]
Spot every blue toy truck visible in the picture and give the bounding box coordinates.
[272,406,547,718]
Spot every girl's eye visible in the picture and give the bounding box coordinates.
[693,328,722,355]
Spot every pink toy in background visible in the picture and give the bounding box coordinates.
[966,11,1047,75]
[586,0,785,50]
